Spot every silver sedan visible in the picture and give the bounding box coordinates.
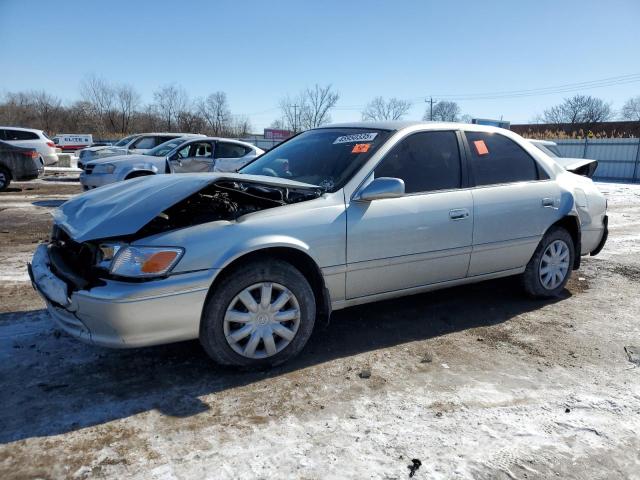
[29,122,608,368]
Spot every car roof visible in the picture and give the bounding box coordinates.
[174,137,258,148]
[0,126,43,133]
[313,121,516,135]
[135,132,205,136]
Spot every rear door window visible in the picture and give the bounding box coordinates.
[464,132,543,186]
[374,131,462,194]
[131,136,157,149]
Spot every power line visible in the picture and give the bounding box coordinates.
[235,73,640,122]
[331,73,640,111]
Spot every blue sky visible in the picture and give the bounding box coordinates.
[2,0,639,131]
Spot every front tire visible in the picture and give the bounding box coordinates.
[522,226,575,298]
[200,259,316,368]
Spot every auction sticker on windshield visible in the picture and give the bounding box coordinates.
[333,133,378,144]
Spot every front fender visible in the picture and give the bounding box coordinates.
[214,235,313,270]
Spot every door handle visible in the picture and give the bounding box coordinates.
[449,208,470,220]
[542,198,555,208]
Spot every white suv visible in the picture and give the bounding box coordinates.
[0,127,59,165]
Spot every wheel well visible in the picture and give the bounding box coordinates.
[125,170,154,180]
[207,247,331,326]
[550,215,581,269]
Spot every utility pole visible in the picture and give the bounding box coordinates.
[290,104,299,132]
[426,97,434,121]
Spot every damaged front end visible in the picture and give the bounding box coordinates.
[45,174,323,295]
[30,173,324,347]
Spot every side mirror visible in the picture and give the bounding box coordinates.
[355,177,405,201]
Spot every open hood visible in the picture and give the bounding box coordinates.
[53,173,320,242]
[554,157,599,178]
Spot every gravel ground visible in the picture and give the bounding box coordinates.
[0,178,639,479]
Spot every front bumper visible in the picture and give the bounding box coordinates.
[79,171,120,190]
[28,244,216,348]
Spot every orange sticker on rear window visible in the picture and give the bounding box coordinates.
[352,143,371,153]
[474,140,489,155]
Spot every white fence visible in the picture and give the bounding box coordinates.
[554,138,640,183]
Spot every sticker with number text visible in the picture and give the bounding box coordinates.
[334,132,378,144]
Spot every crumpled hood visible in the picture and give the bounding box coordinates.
[53,173,319,242]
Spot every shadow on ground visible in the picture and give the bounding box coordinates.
[0,277,566,444]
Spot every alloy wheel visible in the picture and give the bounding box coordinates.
[539,239,570,290]
[223,282,301,359]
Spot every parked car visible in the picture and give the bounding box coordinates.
[78,133,203,164]
[79,137,263,190]
[52,134,93,152]
[0,126,58,165]
[0,140,44,191]
[29,122,608,368]
[530,139,599,178]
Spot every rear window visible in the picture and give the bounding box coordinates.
[215,142,252,158]
[5,129,39,140]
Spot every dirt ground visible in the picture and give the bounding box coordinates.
[0,177,639,479]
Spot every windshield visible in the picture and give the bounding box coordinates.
[533,142,561,158]
[114,135,138,147]
[240,128,393,191]
[145,138,185,157]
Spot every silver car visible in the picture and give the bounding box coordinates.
[79,137,264,190]
[29,122,608,368]
[78,133,204,164]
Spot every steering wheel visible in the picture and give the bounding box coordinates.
[261,167,278,177]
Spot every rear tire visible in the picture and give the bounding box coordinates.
[0,167,11,192]
[200,259,316,369]
[522,226,575,298]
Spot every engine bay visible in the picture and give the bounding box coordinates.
[135,180,323,238]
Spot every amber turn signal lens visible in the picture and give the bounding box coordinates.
[141,251,179,273]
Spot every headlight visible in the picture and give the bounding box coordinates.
[110,246,184,278]
[92,163,116,174]
[96,243,122,269]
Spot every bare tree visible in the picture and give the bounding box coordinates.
[80,74,118,133]
[230,115,252,137]
[197,92,232,135]
[621,96,640,121]
[278,84,339,132]
[425,101,460,122]
[301,84,339,129]
[279,94,307,133]
[152,84,189,131]
[543,95,612,124]
[361,97,411,121]
[114,85,140,134]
